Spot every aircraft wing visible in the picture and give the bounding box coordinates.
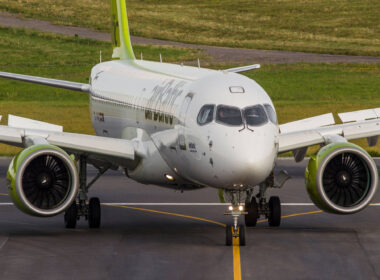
[0,115,143,169]
[225,64,260,73]
[278,108,380,161]
[0,71,91,92]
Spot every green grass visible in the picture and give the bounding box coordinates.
[0,0,379,56]
[0,26,204,155]
[0,27,379,156]
[247,63,380,123]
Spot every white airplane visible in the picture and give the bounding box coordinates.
[0,0,380,246]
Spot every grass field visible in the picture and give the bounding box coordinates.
[0,26,204,155]
[0,0,379,56]
[0,27,379,156]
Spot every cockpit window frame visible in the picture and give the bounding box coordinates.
[263,103,278,124]
[242,104,269,127]
[216,105,244,127]
[197,104,215,126]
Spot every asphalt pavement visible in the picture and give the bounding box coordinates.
[0,158,379,280]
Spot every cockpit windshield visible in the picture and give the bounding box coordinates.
[197,103,275,128]
[243,105,268,126]
[216,105,243,126]
[197,105,215,125]
[264,104,278,124]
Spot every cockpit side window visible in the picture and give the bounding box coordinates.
[197,104,215,125]
[243,105,268,126]
[264,104,278,124]
[216,105,243,126]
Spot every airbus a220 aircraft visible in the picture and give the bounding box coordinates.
[0,0,379,246]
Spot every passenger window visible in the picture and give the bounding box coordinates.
[197,105,215,125]
[243,105,268,126]
[216,105,243,126]
[264,104,278,124]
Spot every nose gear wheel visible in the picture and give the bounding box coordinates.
[225,225,246,246]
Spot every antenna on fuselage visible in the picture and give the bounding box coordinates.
[197,58,200,68]
[99,50,102,63]
[160,53,162,63]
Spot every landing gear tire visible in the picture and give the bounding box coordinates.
[64,202,77,229]
[226,225,233,246]
[239,225,246,246]
[268,196,281,227]
[245,198,258,227]
[88,197,101,228]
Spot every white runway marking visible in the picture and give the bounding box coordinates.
[0,202,379,206]
[102,203,229,206]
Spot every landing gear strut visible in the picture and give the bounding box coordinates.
[224,190,246,246]
[64,156,108,229]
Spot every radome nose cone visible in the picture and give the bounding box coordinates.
[213,137,276,188]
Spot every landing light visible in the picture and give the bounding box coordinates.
[165,174,175,181]
[238,205,244,211]
[228,205,233,211]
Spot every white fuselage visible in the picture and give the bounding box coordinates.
[89,59,279,191]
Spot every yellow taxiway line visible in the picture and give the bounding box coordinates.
[0,194,340,280]
[232,235,242,280]
[257,210,323,224]
[107,204,226,227]
[105,204,324,280]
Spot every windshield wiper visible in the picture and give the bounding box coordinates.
[238,122,254,132]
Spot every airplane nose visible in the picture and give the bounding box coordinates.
[210,129,276,188]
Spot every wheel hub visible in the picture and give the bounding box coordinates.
[336,170,351,187]
[37,172,53,189]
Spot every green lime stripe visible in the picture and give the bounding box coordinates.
[119,0,135,59]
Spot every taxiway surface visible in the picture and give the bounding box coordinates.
[0,158,379,280]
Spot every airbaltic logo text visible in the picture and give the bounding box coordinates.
[145,79,186,125]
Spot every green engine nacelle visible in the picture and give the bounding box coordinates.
[306,142,378,214]
[7,144,79,217]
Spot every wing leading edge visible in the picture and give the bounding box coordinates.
[0,71,91,93]
[278,108,380,159]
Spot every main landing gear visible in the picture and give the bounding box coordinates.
[64,156,109,229]
[245,177,282,229]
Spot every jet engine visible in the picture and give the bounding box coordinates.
[306,142,378,214]
[7,145,79,217]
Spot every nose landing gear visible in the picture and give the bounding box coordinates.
[225,224,245,246]
[223,190,246,246]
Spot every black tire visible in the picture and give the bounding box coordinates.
[88,197,101,228]
[239,225,246,246]
[268,196,281,227]
[64,202,77,229]
[245,198,258,227]
[226,225,232,246]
